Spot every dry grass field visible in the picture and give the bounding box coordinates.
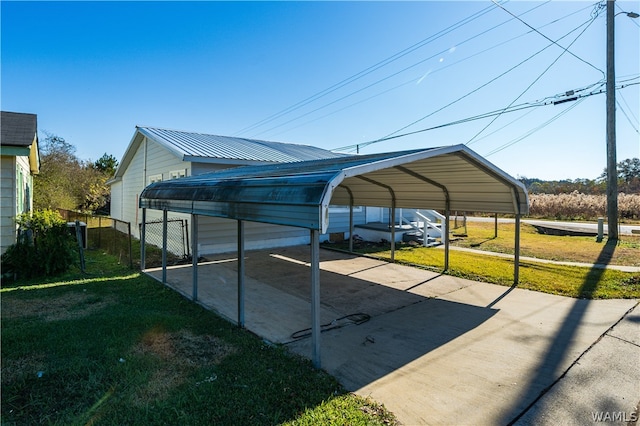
[528,192,640,221]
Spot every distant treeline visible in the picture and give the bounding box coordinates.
[519,158,640,195]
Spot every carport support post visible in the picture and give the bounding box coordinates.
[162,209,168,284]
[349,200,354,253]
[514,214,521,284]
[390,203,396,262]
[310,229,321,368]
[140,208,146,271]
[444,209,450,271]
[191,214,198,301]
[237,220,245,328]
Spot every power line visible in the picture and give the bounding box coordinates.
[333,103,543,153]
[246,2,600,141]
[491,0,605,78]
[465,108,538,145]
[617,99,640,134]
[617,90,639,127]
[616,1,640,28]
[266,3,599,140]
[256,2,552,139]
[233,2,500,136]
[372,16,597,145]
[466,6,602,145]
[484,98,586,157]
[332,81,638,153]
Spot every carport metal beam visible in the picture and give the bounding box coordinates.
[140,208,146,271]
[192,214,198,301]
[162,209,168,284]
[394,166,451,271]
[310,229,321,368]
[515,215,521,284]
[238,220,245,328]
[339,185,355,253]
[355,175,397,261]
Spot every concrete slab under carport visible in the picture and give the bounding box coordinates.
[145,246,473,344]
[145,246,637,425]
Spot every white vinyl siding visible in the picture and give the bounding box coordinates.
[191,162,238,176]
[196,217,309,255]
[112,135,323,254]
[110,181,123,220]
[1,154,32,254]
[119,139,145,231]
[325,207,367,235]
[1,156,17,254]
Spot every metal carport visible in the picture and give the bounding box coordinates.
[139,144,529,367]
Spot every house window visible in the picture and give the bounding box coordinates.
[16,166,24,215]
[169,169,187,179]
[148,174,163,184]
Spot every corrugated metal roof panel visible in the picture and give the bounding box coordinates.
[137,127,345,163]
[140,145,529,233]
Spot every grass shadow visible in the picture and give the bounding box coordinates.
[470,236,498,247]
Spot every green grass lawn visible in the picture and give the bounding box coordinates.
[1,250,397,426]
[329,221,640,299]
[450,222,640,266]
[365,245,639,299]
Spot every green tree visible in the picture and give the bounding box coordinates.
[598,157,640,194]
[92,153,118,176]
[34,133,83,210]
[34,133,118,212]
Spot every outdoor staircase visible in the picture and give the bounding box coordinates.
[399,209,446,247]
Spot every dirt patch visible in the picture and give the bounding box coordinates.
[131,329,236,406]
[1,292,114,322]
[1,354,47,385]
[134,328,235,366]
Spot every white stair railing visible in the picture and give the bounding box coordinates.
[415,210,445,238]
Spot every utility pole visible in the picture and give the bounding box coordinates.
[606,0,618,240]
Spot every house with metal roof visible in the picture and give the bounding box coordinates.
[0,111,40,254]
[109,126,348,255]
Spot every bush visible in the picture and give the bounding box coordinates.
[1,209,78,279]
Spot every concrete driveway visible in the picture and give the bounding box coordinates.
[146,246,639,425]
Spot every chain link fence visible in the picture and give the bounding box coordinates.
[56,209,190,269]
[58,209,133,268]
[139,218,190,259]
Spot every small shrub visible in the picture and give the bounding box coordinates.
[1,209,77,279]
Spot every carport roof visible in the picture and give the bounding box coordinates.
[139,144,529,233]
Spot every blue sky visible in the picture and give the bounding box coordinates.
[2,1,639,180]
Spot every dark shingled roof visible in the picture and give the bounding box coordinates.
[1,111,38,147]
